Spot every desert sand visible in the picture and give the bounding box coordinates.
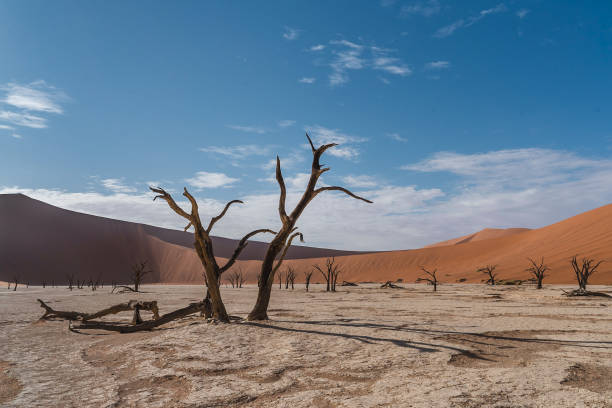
[2,193,612,287]
[1,283,611,407]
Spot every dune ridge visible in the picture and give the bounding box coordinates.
[1,193,611,285]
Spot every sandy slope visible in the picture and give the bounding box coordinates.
[0,194,367,285]
[2,193,612,285]
[423,228,531,248]
[1,284,611,407]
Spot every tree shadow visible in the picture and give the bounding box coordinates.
[244,321,492,360]
[267,319,612,350]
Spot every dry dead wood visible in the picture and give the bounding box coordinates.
[247,133,372,320]
[341,281,358,286]
[150,186,275,322]
[37,299,160,321]
[561,289,611,298]
[111,285,138,294]
[380,281,403,289]
[70,301,206,333]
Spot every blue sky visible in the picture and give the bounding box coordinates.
[1,1,612,250]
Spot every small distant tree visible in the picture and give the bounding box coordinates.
[477,264,498,286]
[526,257,549,289]
[12,275,19,291]
[314,257,341,292]
[67,273,75,291]
[42,281,47,288]
[416,266,439,292]
[228,268,245,288]
[286,267,296,290]
[303,270,313,291]
[571,256,603,292]
[278,273,282,289]
[131,260,152,292]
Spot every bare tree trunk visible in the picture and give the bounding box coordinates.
[151,187,274,322]
[247,134,371,320]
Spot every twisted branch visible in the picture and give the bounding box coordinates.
[207,200,244,233]
[219,228,277,273]
[272,232,304,275]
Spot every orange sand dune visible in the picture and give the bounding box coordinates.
[1,193,611,285]
[424,227,530,248]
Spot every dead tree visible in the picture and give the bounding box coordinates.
[228,268,245,288]
[416,266,439,291]
[303,270,313,291]
[278,273,282,289]
[286,267,296,290]
[477,264,498,285]
[314,257,341,292]
[150,186,275,322]
[66,273,75,291]
[245,134,371,319]
[130,260,152,292]
[562,256,610,297]
[12,275,18,291]
[525,257,549,289]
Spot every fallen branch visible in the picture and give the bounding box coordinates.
[561,289,611,298]
[380,281,403,289]
[37,299,160,321]
[71,301,206,333]
[341,281,358,286]
[111,285,138,294]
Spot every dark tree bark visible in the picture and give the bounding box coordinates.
[526,257,549,289]
[314,257,341,292]
[151,186,274,322]
[477,265,498,286]
[12,275,18,291]
[131,260,152,292]
[303,270,313,291]
[570,256,603,292]
[70,301,207,333]
[416,266,439,292]
[37,299,160,321]
[247,134,372,320]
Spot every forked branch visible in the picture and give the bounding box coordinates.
[220,228,277,273]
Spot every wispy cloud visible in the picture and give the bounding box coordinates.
[343,175,379,188]
[309,44,325,51]
[298,77,316,84]
[434,4,507,38]
[7,147,612,250]
[3,80,65,113]
[186,171,239,189]
[401,0,441,17]
[516,9,530,19]
[199,145,270,160]
[0,111,47,128]
[327,41,412,86]
[278,120,296,128]
[0,80,67,130]
[0,124,14,130]
[306,125,367,159]
[226,124,266,134]
[283,26,300,40]
[424,60,450,70]
[11,133,22,139]
[100,178,137,193]
[388,132,408,142]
